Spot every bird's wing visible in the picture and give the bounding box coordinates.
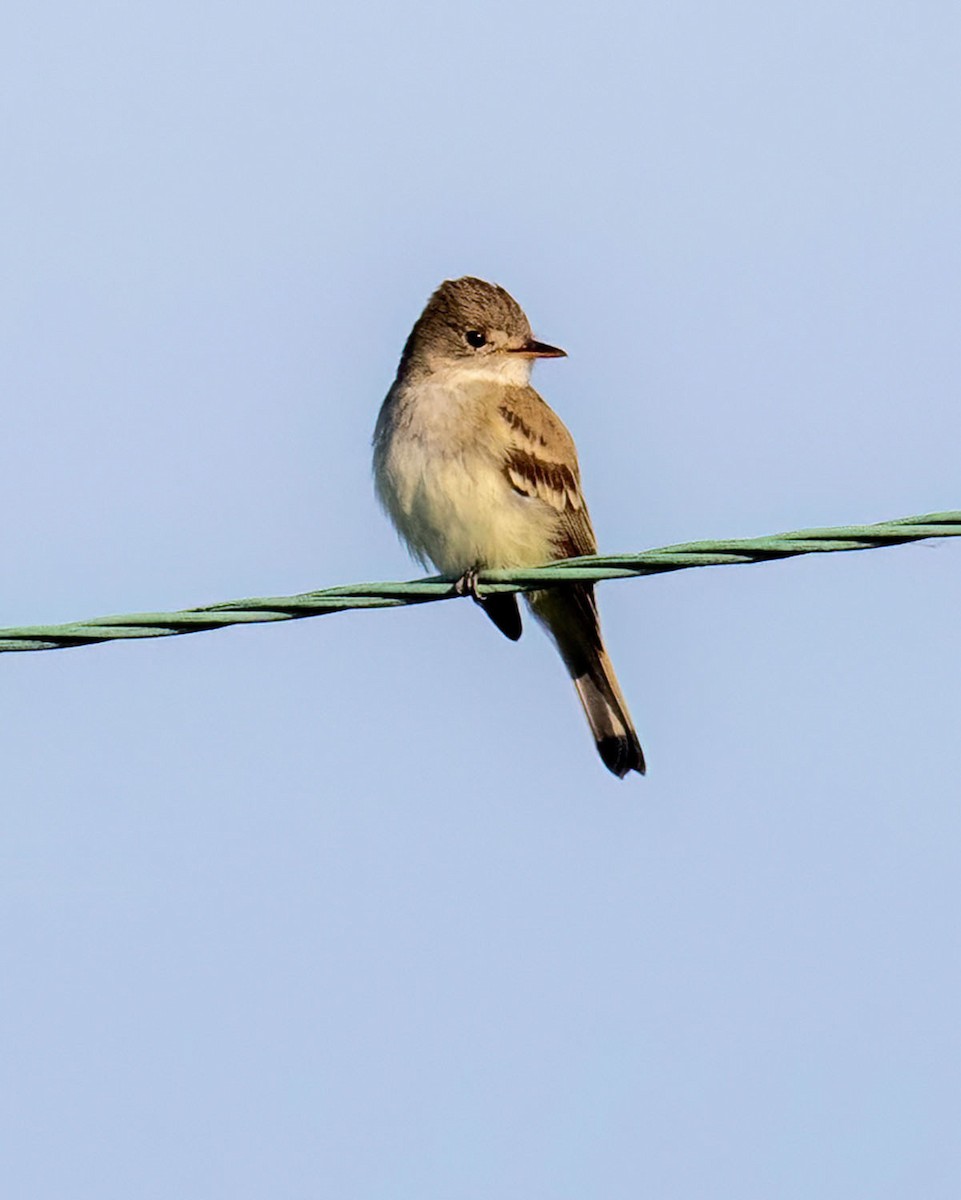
[497,385,598,560]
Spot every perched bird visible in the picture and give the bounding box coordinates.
[373,277,644,778]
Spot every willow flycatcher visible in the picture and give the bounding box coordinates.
[373,277,644,777]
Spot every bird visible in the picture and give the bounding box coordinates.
[373,276,644,778]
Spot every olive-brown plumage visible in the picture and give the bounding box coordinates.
[374,277,644,777]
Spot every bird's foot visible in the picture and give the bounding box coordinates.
[454,566,483,602]
[455,567,522,639]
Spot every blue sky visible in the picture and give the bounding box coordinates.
[2,4,960,1197]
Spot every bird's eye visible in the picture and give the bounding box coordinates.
[465,330,487,349]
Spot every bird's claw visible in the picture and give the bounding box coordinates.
[454,567,483,602]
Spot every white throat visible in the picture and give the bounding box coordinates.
[426,354,533,389]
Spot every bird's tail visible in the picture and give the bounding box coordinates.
[530,586,645,778]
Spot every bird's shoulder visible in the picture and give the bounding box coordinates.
[493,384,577,460]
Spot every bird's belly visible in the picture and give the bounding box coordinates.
[381,439,555,575]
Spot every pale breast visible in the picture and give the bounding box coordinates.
[373,379,557,575]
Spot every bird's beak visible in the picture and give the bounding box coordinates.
[509,338,567,359]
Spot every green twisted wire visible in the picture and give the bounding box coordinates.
[1,511,957,654]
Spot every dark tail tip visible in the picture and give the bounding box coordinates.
[597,735,647,779]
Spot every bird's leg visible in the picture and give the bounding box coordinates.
[454,566,483,603]
[455,566,523,640]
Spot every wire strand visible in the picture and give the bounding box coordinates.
[1,510,957,653]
